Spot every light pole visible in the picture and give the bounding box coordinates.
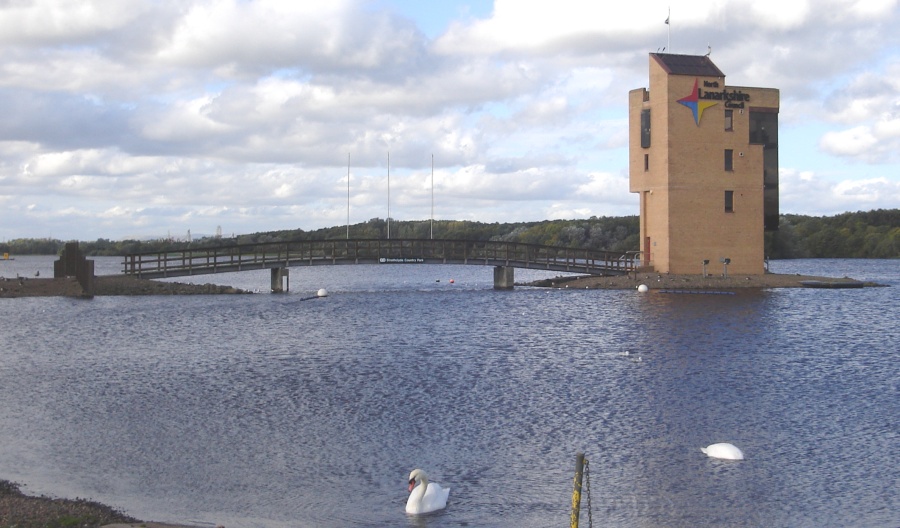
[430,153,434,240]
[387,151,391,239]
[346,152,350,239]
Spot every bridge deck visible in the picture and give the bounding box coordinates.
[123,239,638,279]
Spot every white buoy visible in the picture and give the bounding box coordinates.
[637,284,649,293]
[701,443,744,460]
[316,288,328,297]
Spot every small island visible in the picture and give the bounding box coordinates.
[527,271,881,290]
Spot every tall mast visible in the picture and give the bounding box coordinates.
[387,151,391,239]
[346,152,350,239]
[431,154,434,240]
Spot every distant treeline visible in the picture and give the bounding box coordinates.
[767,209,898,258]
[2,209,897,259]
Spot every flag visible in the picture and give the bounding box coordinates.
[665,16,669,25]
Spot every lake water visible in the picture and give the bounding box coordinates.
[0,257,897,527]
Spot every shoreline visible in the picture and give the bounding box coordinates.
[0,271,887,298]
[526,271,885,290]
[0,479,206,528]
[0,274,249,298]
[0,478,139,528]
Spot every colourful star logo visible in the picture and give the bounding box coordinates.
[677,78,717,125]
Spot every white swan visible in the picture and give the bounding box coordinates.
[701,442,744,460]
[406,468,450,514]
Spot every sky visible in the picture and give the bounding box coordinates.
[0,0,898,241]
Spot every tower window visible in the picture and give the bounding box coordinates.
[725,149,734,171]
[725,110,733,131]
[644,154,649,171]
[725,190,734,212]
[750,111,777,145]
[640,109,651,148]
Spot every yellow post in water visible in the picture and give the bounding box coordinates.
[570,452,585,528]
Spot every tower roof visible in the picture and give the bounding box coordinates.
[651,53,724,77]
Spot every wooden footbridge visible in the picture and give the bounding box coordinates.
[123,239,639,290]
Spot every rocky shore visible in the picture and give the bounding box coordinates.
[0,271,885,299]
[0,479,140,528]
[0,274,248,298]
[0,479,213,528]
[527,271,882,290]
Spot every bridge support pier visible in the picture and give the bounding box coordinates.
[271,267,289,293]
[493,266,514,290]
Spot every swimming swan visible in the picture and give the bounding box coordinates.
[406,469,450,514]
[701,443,744,460]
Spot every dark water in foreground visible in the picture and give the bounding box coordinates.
[0,258,897,527]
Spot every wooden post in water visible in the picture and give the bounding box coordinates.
[570,452,585,528]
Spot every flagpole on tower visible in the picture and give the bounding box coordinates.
[665,7,670,52]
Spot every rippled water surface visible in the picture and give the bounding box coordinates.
[1,258,897,527]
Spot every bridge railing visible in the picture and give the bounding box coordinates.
[123,239,637,278]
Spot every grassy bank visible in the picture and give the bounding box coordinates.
[0,479,139,528]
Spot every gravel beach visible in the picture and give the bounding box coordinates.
[0,479,140,528]
[0,479,214,528]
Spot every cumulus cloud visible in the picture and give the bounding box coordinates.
[779,167,900,215]
[820,126,880,158]
[0,0,898,240]
[819,114,900,164]
[817,59,900,162]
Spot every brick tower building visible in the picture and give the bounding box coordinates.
[629,53,779,275]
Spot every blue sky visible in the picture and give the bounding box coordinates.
[374,0,494,37]
[0,0,897,241]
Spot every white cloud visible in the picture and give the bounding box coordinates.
[779,167,900,215]
[576,171,630,200]
[0,0,143,42]
[139,95,236,141]
[819,126,879,157]
[744,0,812,30]
[0,0,898,241]
[811,57,900,162]
[819,115,900,163]
[833,177,900,204]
